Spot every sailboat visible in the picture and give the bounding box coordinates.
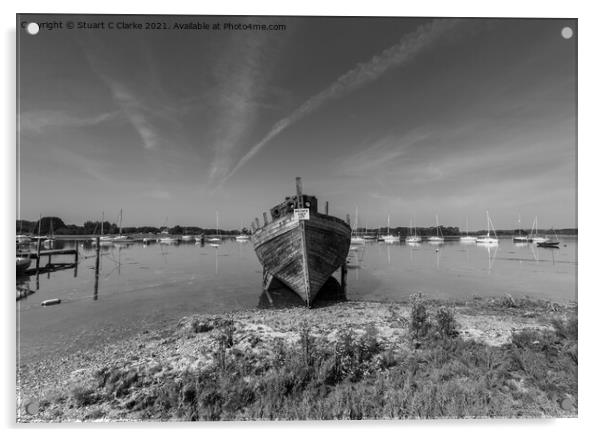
[459,217,477,243]
[159,217,178,244]
[513,214,529,243]
[235,220,250,242]
[427,215,444,244]
[537,228,560,248]
[111,209,130,242]
[43,218,55,248]
[382,215,399,243]
[92,212,114,246]
[350,206,365,245]
[528,216,549,244]
[405,218,422,243]
[208,211,221,247]
[476,211,499,245]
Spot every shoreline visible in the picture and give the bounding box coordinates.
[17,294,577,421]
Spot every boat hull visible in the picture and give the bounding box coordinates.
[252,212,351,306]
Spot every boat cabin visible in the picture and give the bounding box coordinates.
[270,195,318,221]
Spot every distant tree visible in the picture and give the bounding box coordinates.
[33,217,66,235]
[171,225,184,235]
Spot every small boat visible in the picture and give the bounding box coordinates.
[528,216,549,243]
[16,234,31,244]
[537,241,560,248]
[476,211,499,245]
[427,215,444,244]
[459,217,477,243]
[159,236,179,244]
[537,228,560,248]
[513,214,529,243]
[235,234,250,242]
[16,255,31,275]
[42,218,55,248]
[182,235,194,241]
[110,209,131,242]
[195,235,204,242]
[251,178,351,306]
[91,212,114,245]
[405,218,422,243]
[350,207,365,245]
[208,212,222,245]
[381,215,398,243]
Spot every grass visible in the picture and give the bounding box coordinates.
[43,299,577,421]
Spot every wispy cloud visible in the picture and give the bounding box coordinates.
[221,18,463,183]
[337,131,430,177]
[81,38,178,151]
[208,32,272,181]
[19,109,117,134]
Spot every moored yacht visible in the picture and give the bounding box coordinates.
[427,215,444,244]
[476,211,499,245]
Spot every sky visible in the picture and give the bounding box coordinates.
[17,15,577,231]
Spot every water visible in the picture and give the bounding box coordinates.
[16,237,577,363]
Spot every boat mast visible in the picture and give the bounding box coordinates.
[216,211,220,238]
[118,209,123,235]
[486,211,490,237]
[100,211,104,236]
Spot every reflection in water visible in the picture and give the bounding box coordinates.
[258,276,346,309]
[477,243,499,273]
[17,276,34,300]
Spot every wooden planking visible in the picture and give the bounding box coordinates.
[252,210,351,305]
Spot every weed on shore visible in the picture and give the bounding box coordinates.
[38,300,577,421]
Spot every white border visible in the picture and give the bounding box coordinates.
[2,1,599,436]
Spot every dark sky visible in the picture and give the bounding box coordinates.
[17,15,576,230]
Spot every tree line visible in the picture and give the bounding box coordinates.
[16,217,247,236]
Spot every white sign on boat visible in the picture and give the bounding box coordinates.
[294,208,310,221]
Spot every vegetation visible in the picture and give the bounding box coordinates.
[16,217,245,236]
[31,298,577,421]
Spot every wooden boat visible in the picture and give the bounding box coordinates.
[251,178,351,307]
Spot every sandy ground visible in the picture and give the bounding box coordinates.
[16,295,574,421]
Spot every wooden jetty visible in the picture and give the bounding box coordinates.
[251,177,351,307]
[17,247,79,277]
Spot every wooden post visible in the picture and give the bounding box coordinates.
[94,236,100,300]
[340,262,347,295]
[35,238,41,271]
[325,201,329,215]
[296,177,303,208]
[73,241,79,277]
[263,212,269,226]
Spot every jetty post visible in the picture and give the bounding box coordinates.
[74,240,79,278]
[94,236,100,300]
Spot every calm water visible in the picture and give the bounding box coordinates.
[17,237,577,363]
